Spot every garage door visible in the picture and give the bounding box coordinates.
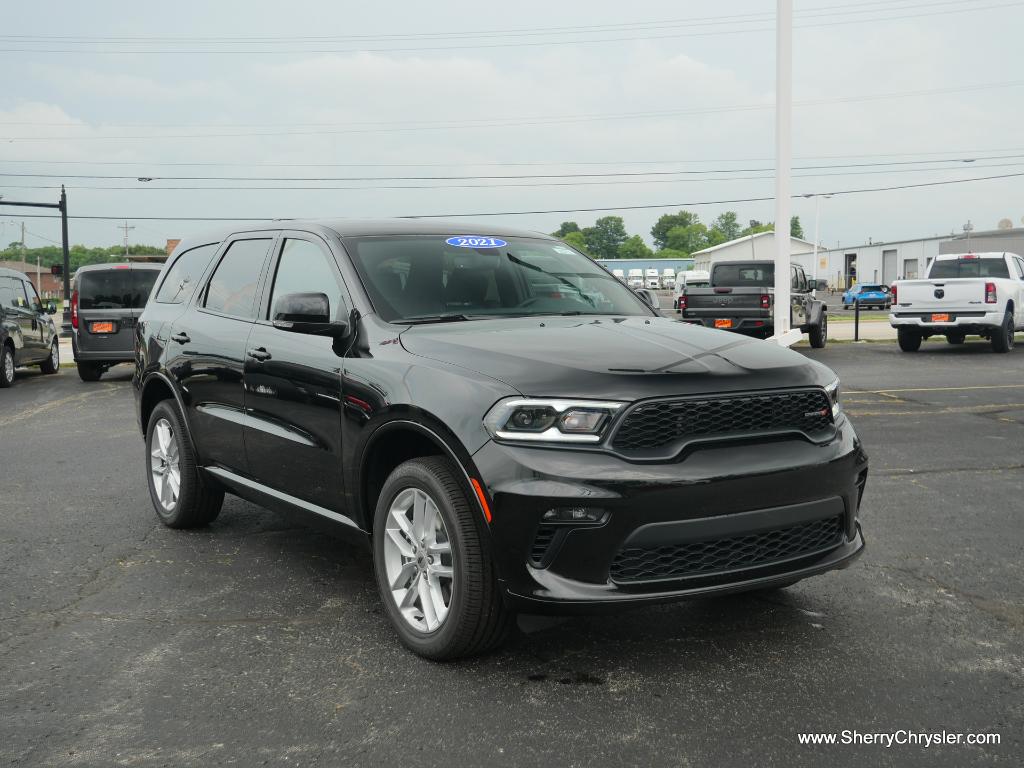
[882,249,897,283]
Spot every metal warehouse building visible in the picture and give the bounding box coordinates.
[819,226,1024,289]
[594,258,695,275]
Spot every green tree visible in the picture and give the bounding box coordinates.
[709,211,741,243]
[560,230,590,255]
[617,235,653,260]
[582,216,628,259]
[740,219,774,238]
[651,210,700,250]
[664,223,709,255]
[790,216,804,238]
[654,248,690,260]
[552,221,580,237]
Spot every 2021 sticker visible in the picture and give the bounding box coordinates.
[445,236,508,249]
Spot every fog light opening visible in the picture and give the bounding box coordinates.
[541,506,608,525]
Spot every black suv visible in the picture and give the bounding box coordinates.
[0,266,60,387]
[71,263,162,381]
[134,220,867,659]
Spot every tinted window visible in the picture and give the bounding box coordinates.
[1014,258,1024,279]
[24,280,42,312]
[203,238,272,318]
[268,239,345,321]
[79,269,159,310]
[858,284,886,292]
[929,258,1010,279]
[0,277,17,309]
[712,264,773,286]
[348,236,649,322]
[156,243,220,304]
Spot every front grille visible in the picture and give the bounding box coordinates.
[610,515,843,583]
[611,389,834,454]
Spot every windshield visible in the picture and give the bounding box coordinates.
[711,264,774,286]
[929,258,1010,279]
[347,235,651,322]
[79,269,159,310]
[858,284,886,292]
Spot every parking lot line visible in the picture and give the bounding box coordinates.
[848,384,1024,394]
[845,402,1024,417]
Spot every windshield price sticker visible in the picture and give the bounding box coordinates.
[445,236,508,249]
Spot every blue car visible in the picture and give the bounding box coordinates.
[842,283,891,310]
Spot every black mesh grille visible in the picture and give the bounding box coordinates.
[611,390,834,453]
[610,516,843,583]
[530,524,559,567]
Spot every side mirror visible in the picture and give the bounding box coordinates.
[46,301,57,315]
[272,292,349,338]
[635,288,661,310]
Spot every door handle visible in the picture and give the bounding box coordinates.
[171,331,191,344]
[248,347,272,361]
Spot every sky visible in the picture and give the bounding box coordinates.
[3,0,1024,250]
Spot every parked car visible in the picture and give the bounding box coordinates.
[842,283,891,310]
[0,267,60,387]
[71,263,162,381]
[890,252,1024,352]
[680,260,828,347]
[134,220,866,660]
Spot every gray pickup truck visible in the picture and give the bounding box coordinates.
[678,260,827,347]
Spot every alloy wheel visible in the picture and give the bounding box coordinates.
[50,343,58,368]
[150,418,181,511]
[382,487,455,632]
[3,350,13,382]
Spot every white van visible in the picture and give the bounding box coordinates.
[645,268,660,289]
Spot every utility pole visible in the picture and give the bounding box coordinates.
[119,220,135,259]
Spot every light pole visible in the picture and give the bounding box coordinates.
[804,193,832,286]
[772,0,797,346]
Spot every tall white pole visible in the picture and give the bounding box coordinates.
[812,194,820,284]
[773,0,793,344]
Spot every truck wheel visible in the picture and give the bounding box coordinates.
[373,456,513,660]
[77,361,103,382]
[897,328,922,352]
[40,340,59,374]
[146,400,223,528]
[808,314,827,348]
[991,311,1015,353]
[0,344,14,388]
[946,332,965,345]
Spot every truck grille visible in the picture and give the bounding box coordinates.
[610,515,843,583]
[611,389,834,454]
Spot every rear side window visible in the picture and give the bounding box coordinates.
[79,269,159,310]
[156,243,220,304]
[929,258,1010,279]
[0,276,16,308]
[203,238,273,319]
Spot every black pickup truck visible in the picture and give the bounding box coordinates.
[678,260,827,347]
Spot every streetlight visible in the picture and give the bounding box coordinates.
[803,193,833,286]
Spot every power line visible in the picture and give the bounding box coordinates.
[1,1,1015,55]
[4,170,1023,221]
[1,154,1018,183]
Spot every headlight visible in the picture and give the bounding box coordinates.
[483,398,626,443]
[824,377,841,418]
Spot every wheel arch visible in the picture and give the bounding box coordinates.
[357,416,489,534]
[139,371,197,452]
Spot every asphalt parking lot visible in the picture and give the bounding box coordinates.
[2,344,1022,767]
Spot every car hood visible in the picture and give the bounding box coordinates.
[399,315,825,401]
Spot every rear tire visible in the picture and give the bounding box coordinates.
[373,456,513,660]
[946,332,965,345]
[76,361,103,382]
[897,328,922,352]
[808,314,827,348]
[991,311,1014,353]
[40,341,59,374]
[0,344,14,388]
[145,400,223,528]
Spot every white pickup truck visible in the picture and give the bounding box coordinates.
[889,252,1024,353]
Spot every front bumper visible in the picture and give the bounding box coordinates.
[473,415,867,612]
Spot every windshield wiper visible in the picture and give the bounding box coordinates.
[402,313,475,325]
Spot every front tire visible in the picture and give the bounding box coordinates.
[40,341,59,374]
[145,400,223,528]
[897,328,922,352]
[373,456,512,660]
[0,344,14,388]
[991,311,1014,353]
